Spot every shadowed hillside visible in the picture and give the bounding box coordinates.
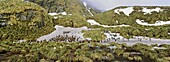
[27,0,99,16]
[0,0,55,41]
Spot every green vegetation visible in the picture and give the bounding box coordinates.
[0,0,55,41]
[91,6,170,39]
[83,30,106,41]
[0,0,99,41]
[27,0,102,28]
[1,1,170,62]
[1,1,170,40]
[94,6,170,25]
[0,41,170,62]
[28,0,99,16]
[53,15,90,28]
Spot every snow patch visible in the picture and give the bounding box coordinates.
[109,46,117,49]
[48,13,58,16]
[87,19,129,27]
[114,7,134,16]
[168,33,170,35]
[60,12,67,15]
[145,28,150,30]
[85,38,92,41]
[37,25,90,41]
[68,14,72,15]
[87,19,100,25]
[133,36,150,40]
[142,7,164,14]
[116,20,119,23]
[151,47,166,50]
[101,24,129,28]
[83,2,94,16]
[53,17,58,19]
[53,47,56,49]
[136,19,170,26]
[18,40,26,43]
[104,31,124,40]
[48,12,67,16]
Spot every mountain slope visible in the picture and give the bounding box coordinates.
[0,0,55,41]
[0,0,100,41]
[92,6,170,39]
[27,0,99,16]
[94,6,170,25]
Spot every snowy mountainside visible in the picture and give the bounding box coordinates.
[93,6,170,25]
[91,6,170,39]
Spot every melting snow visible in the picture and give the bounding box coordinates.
[53,47,56,49]
[136,19,170,26]
[87,19,129,27]
[48,13,58,16]
[83,2,94,16]
[133,36,150,40]
[49,12,69,19]
[53,17,58,19]
[37,25,90,41]
[60,12,67,15]
[104,33,123,39]
[48,12,67,16]
[142,7,164,14]
[105,25,129,27]
[109,46,117,49]
[116,20,119,23]
[104,31,124,40]
[68,14,72,15]
[114,7,134,16]
[151,47,166,50]
[168,33,170,35]
[87,19,100,25]
[85,38,92,41]
[18,40,26,43]
[145,28,150,30]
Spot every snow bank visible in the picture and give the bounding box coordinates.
[87,19,100,25]
[136,19,170,26]
[114,7,134,16]
[101,24,129,28]
[48,12,68,19]
[48,12,67,16]
[87,19,129,27]
[37,25,89,41]
[48,13,58,16]
[142,7,163,14]
[151,47,166,50]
